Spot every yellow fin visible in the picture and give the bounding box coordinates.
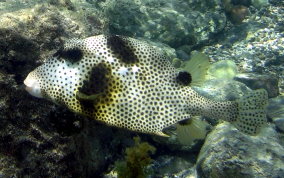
[156,131,170,137]
[182,51,210,87]
[176,117,209,145]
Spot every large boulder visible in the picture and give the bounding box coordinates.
[196,123,284,177]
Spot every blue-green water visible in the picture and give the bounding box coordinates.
[0,0,283,177]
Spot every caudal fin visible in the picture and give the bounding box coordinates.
[233,89,268,135]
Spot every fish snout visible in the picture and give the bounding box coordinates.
[24,73,43,98]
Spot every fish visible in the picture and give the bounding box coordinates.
[24,35,268,138]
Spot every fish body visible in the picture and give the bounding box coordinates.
[24,35,268,136]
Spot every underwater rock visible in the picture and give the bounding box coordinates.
[194,78,252,102]
[176,49,190,61]
[0,2,106,59]
[146,39,177,60]
[227,5,250,24]
[251,0,269,9]
[203,2,284,93]
[196,123,284,178]
[269,0,284,6]
[222,0,250,24]
[100,0,226,49]
[0,71,74,176]
[275,118,284,133]
[267,96,284,133]
[234,73,279,98]
[230,0,252,6]
[48,0,75,11]
[0,29,39,84]
[150,155,197,177]
[207,60,238,80]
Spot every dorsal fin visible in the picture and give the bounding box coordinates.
[182,51,210,87]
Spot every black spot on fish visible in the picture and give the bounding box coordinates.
[176,71,192,85]
[78,63,111,96]
[107,35,139,64]
[54,47,83,63]
[77,63,116,113]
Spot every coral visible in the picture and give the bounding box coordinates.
[115,137,156,178]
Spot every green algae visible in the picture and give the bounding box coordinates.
[115,137,156,178]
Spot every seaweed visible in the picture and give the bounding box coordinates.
[115,137,156,178]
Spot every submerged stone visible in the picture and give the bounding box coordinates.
[267,96,284,132]
[196,123,284,178]
[207,60,238,80]
[234,73,279,98]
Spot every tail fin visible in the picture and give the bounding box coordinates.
[233,89,268,135]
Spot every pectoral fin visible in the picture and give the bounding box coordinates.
[76,91,101,101]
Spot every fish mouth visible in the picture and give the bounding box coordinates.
[24,75,43,98]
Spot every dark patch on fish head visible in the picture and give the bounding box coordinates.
[77,62,117,113]
[78,63,111,96]
[54,47,83,63]
[106,35,139,64]
[176,71,192,85]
